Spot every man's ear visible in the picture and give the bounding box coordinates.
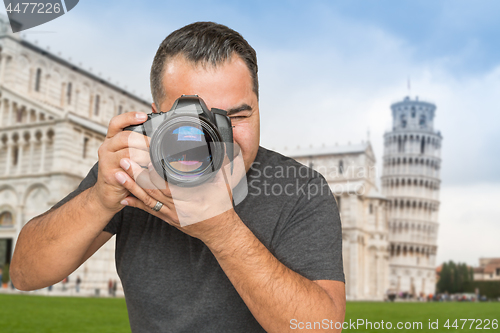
[151,103,158,113]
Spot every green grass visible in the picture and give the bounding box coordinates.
[0,294,499,332]
[0,294,130,333]
[344,302,500,332]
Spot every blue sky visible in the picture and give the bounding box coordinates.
[2,0,499,264]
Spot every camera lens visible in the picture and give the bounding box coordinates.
[161,124,213,175]
[150,116,224,186]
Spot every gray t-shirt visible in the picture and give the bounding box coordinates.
[55,146,344,332]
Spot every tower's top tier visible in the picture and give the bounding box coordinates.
[390,96,436,132]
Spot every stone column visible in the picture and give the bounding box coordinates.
[39,138,46,173]
[0,55,8,85]
[374,253,380,298]
[350,234,359,299]
[17,203,24,231]
[0,99,4,127]
[44,75,50,103]
[28,135,35,174]
[16,139,24,175]
[23,106,29,125]
[6,100,13,126]
[5,142,12,175]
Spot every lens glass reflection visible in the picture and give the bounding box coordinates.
[161,124,213,174]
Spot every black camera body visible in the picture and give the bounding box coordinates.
[124,95,233,187]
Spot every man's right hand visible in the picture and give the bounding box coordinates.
[91,112,151,212]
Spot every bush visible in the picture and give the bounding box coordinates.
[464,281,500,300]
[1,263,9,284]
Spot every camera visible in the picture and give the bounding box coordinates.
[124,95,233,187]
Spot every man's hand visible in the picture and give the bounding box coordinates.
[9,111,151,291]
[92,112,151,212]
[114,155,241,243]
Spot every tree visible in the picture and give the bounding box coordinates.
[436,260,473,293]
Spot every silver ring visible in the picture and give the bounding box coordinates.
[152,201,163,212]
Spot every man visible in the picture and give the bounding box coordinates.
[11,22,345,332]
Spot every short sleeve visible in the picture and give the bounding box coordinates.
[272,175,345,282]
[50,162,122,235]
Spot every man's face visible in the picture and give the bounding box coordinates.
[154,54,260,172]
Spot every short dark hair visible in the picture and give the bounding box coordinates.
[150,22,259,107]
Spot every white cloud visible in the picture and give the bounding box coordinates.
[437,183,500,266]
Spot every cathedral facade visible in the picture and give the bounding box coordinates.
[289,143,390,300]
[0,17,150,294]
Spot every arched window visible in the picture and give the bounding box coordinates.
[420,137,425,154]
[35,68,42,92]
[339,160,344,174]
[12,146,19,166]
[67,82,72,105]
[16,109,23,123]
[94,94,100,116]
[0,211,13,227]
[83,137,89,159]
[419,114,426,127]
[400,114,407,128]
[411,106,416,118]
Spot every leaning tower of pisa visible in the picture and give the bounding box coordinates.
[381,96,442,298]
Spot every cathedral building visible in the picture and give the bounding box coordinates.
[381,96,442,297]
[289,143,390,300]
[0,17,150,294]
